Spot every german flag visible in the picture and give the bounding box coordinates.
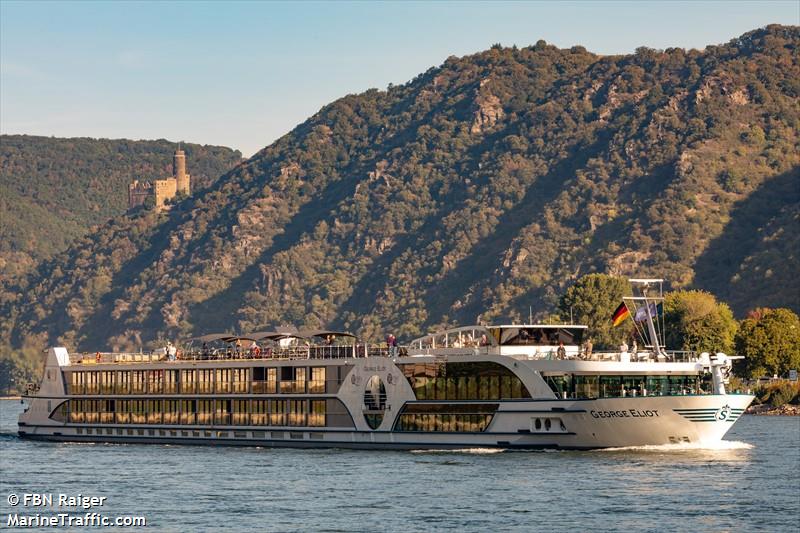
[611,302,630,327]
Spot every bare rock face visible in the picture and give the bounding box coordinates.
[471,91,504,133]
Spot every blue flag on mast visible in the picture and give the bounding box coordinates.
[634,303,662,322]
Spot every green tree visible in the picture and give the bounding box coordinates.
[558,274,631,349]
[735,308,800,378]
[664,290,738,353]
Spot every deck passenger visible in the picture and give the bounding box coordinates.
[619,341,629,363]
[169,342,177,361]
[479,334,489,346]
[583,338,593,360]
[386,333,398,357]
[556,341,566,360]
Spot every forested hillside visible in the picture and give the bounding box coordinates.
[2,26,798,369]
[0,136,242,279]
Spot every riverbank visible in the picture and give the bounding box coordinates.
[745,403,800,416]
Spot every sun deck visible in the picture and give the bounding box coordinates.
[69,345,392,365]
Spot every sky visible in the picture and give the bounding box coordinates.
[1,1,798,157]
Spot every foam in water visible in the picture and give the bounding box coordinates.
[410,448,506,454]
[601,440,753,452]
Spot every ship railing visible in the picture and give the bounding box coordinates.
[70,352,166,365]
[544,350,699,363]
[69,344,395,364]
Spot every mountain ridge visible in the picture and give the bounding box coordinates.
[2,25,798,355]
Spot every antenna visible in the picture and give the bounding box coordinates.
[529,306,532,324]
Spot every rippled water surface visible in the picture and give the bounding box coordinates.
[1,400,798,532]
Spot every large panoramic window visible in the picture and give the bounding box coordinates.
[214,399,231,424]
[147,371,163,394]
[197,370,213,394]
[215,369,231,394]
[69,372,85,395]
[280,367,306,394]
[85,372,99,395]
[179,400,195,424]
[197,400,213,424]
[270,399,287,426]
[115,371,130,394]
[251,400,267,425]
[232,369,249,393]
[544,374,713,399]
[147,400,163,424]
[100,371,114,394]
[116,400,130,424]
[394,404,498,432]
[288,399,307,426]
[56,397,336,428]
[399,362,530,401]
[309,400,326,427]
[164,400,180,424]
[164,370,179,394]
[309,367,326,393]
[180,370,196,394]
[131,371,146,394]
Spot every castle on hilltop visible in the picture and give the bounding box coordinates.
[128,149,191,211]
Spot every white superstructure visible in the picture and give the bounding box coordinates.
[19,315,753,450]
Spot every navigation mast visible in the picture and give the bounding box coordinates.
[624,279,665,356]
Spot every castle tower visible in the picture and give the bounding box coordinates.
[173,149,190,195]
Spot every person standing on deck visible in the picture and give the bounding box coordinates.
[167,341,177,361]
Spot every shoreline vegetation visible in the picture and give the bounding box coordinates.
[739,380,800,415]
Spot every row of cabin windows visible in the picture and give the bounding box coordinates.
[57,399,327,427]
[67,367,329,395]
[399,362,531,401]
[544,374,714,399]
[394,414,493,432]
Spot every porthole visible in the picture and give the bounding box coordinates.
[545,419,552,431]
[534,418,542,430]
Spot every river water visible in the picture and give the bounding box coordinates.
[0,399,797,532]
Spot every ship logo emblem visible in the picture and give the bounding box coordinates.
[716,405,732,421]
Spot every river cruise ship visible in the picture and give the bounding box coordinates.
[19,280,753,449]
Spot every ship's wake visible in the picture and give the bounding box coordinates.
[601,440,753,452]
[410,447,505,454]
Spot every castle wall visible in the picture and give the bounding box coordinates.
[154,178,177,209]
[128,179,152,209]
[127,150,191,211]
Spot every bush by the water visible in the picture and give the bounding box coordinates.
[755,381,800,408]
